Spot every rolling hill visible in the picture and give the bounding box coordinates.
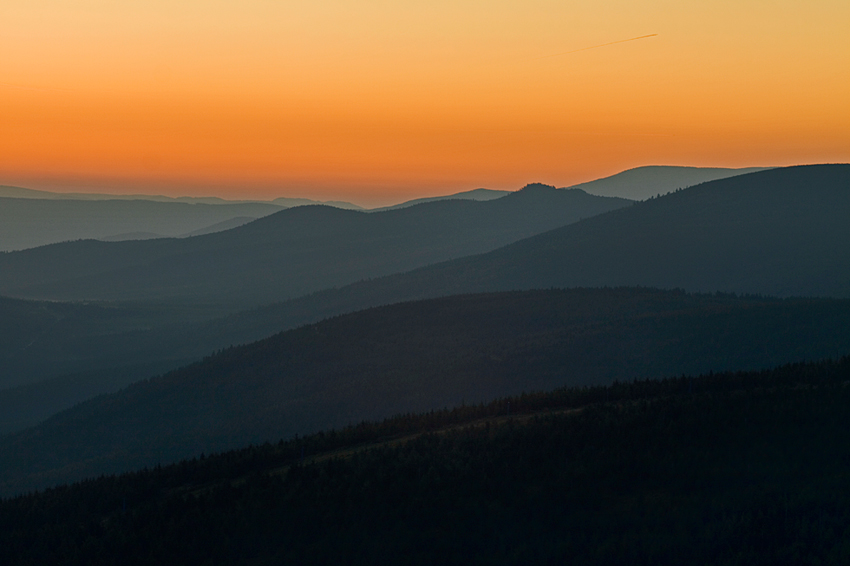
[265,165,850,313]
[371,187,511,211]
[3,287,850,494]
[0,197,284,252]
[1,165,845,432]
[0,184,362,209]
[3,357,848,564]
[0,186,630,307]
[569,165,771,200]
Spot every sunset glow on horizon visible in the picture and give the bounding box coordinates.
[2,1,848,206]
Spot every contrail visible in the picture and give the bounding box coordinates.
[536,34,658,59]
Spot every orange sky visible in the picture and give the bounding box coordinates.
[2,1,848,206]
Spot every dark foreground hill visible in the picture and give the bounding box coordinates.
[3,287,850,495]
[2,357,850,565]
[0,185,629,307]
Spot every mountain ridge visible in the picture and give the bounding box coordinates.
[0,187,631,307]
[569,165,772,200]
[3,287,850,494]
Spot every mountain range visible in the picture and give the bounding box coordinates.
[569,165,771,200]
[0,165,847,435]
[0,197,286,252]
[1,163,848,494]
[0,184,362,209]
[277,165,850,307]
[0,185,630,307]
[4,358,848,564]
[2,287,850,495]
[0,165,765,252]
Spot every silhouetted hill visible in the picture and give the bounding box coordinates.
[371,188,511,211]
[0,295,217,390]
[0,187,630,307]
[0,296,223,434]
[0,197,283,251]
[177,216,257,237]
[269,197,363,210]
[3,357,849,564]
[570,165,771,200]
[274,165,849,308]
[98,231,166,242]
[3,287,850,494]
[2,166,844,433]
[94,217,261,241]
[0,184,362,209]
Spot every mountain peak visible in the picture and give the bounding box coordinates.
[518,182,558,193]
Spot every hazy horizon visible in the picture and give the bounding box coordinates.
[2,1,847,206]
[1,163,787,208]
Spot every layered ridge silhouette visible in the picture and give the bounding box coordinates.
[0,186,630,307]
[3,287,850,495]
[1,165,846,433]
[276,165,850,309]
[569,165,771,200]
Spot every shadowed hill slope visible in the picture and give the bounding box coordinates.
[3,358,850,565]
[1,165,845,432]
[0,186,630,307]
[0,165,850,430]
[0,295,221,391]
[273,165,850,310]
[3,287,850,494]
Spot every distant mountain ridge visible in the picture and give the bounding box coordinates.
[0,186,631,307]
[0,197,285,252]
[0,165,767,251]
[0,165,845,433]
[570,165,771,200]
[272,165,849,309]
[370,188,511,211]
[95,216,259,241]
[0,184,363,209]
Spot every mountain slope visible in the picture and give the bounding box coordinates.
[570,165,771,200]
[0,186,630,307]
[0,197,284,252]
[274,165,850,310]
[0,295,216,391]
[3,287,850,494]
[1,165,843,432]
[3,358,849,564]
[371,188,511,211]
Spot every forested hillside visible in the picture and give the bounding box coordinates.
[2,357,849,565]
[4,287,850,495]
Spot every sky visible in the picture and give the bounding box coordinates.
[1,1,848,206]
